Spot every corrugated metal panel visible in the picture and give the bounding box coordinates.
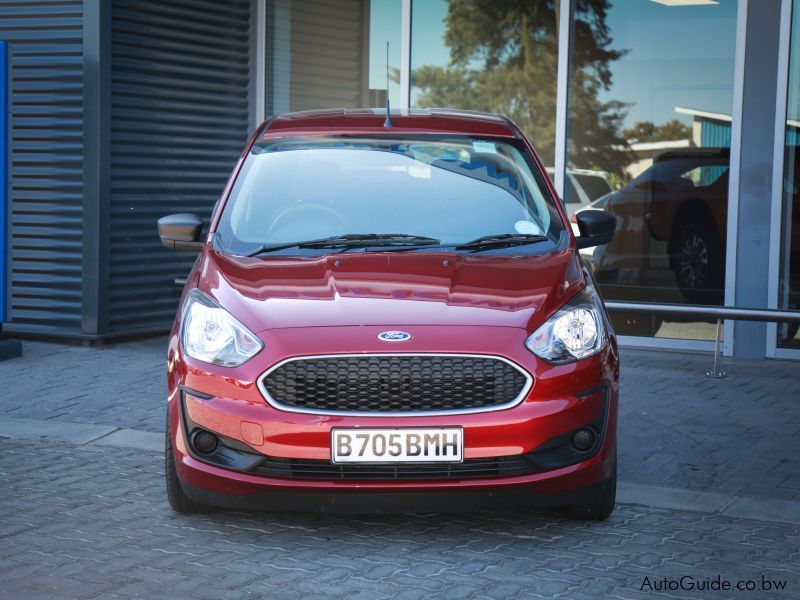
[2,0,85,335]
[700,119,732,148]
[109,0,251,333]
[697,120,732,185]
[786,125,800,145]
[289,0,365,111]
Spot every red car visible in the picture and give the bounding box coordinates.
[158,109,620,519]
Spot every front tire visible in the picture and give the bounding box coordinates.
[165,412,214,514]
[670,216,724,305]
[566,456,616,520]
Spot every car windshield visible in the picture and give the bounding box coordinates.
[215,136,565,255]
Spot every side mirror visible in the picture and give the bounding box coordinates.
[158,213,204,251]
[575,209,616,249]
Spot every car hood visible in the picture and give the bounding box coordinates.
[197,249,585,334]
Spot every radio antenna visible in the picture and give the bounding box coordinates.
[383,41,392,128]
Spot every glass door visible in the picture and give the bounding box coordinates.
[564,0,739,342]
[771,0,800,357]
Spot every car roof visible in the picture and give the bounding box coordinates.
[260,108,519,139]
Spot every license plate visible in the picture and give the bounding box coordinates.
[331,428,463,463]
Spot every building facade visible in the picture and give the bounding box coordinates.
[0,0,798,361]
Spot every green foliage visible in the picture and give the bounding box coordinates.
[623,120,693,144]
[412,0,631,176]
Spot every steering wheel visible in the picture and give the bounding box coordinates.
[268,203,351,239]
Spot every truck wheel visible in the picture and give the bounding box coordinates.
[671,217,724,304]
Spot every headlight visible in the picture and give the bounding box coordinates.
[525,286,606,363]
[181,290,263,366]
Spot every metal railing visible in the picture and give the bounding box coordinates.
[605,301,800,377]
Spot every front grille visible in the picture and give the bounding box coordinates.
[250,456,541,480]
[260,354,530,414]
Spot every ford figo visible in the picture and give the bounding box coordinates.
[158,108,619,519]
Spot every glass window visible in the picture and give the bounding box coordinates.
[566,0,739,338]
[409,0,559,164]
[565,177,583,206]
[265,0,401,114]
[777,0,800,349]
[573,173,613,203]
[215,136,564,255]
[369,0,402,107]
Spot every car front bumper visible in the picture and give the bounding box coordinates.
[167,324,619,512]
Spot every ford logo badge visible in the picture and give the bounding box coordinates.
[378,331,412,342]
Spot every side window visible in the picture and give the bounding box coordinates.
[565,177,581,204]
[574,174,612,202]
[679,164,729,187]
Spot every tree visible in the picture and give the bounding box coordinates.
[623,120,692,144]
[412,0,631,176]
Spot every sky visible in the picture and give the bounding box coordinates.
[602,0,738,126]
[369,0,740,128]
[369,0,403,105]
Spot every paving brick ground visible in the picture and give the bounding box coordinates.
[0,339,166,433]
[618,350,800,501]
[0,438,798,599]
[0,339,799,598]
[1,338,797,500]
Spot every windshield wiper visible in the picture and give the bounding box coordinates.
[455,233,549,252]
[245,233,441,256]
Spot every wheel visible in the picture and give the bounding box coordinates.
[566,456,616,521]
[670,216,724,304]
[165,412,214,514]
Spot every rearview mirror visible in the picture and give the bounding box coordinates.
[575,209,616,249]
[158,213,204,251]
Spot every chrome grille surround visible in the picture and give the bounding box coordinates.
[257,353,533,417]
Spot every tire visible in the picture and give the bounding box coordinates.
[670,215,724,305]
[165,412,214,514]
[566,455,617,521]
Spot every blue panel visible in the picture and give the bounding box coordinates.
[699,119,732,148]
[0,41,6,322]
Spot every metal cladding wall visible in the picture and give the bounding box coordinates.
[289,0,365,111]
[700,119,733,148]
[108,0,252,334]
[2,1,85,336]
